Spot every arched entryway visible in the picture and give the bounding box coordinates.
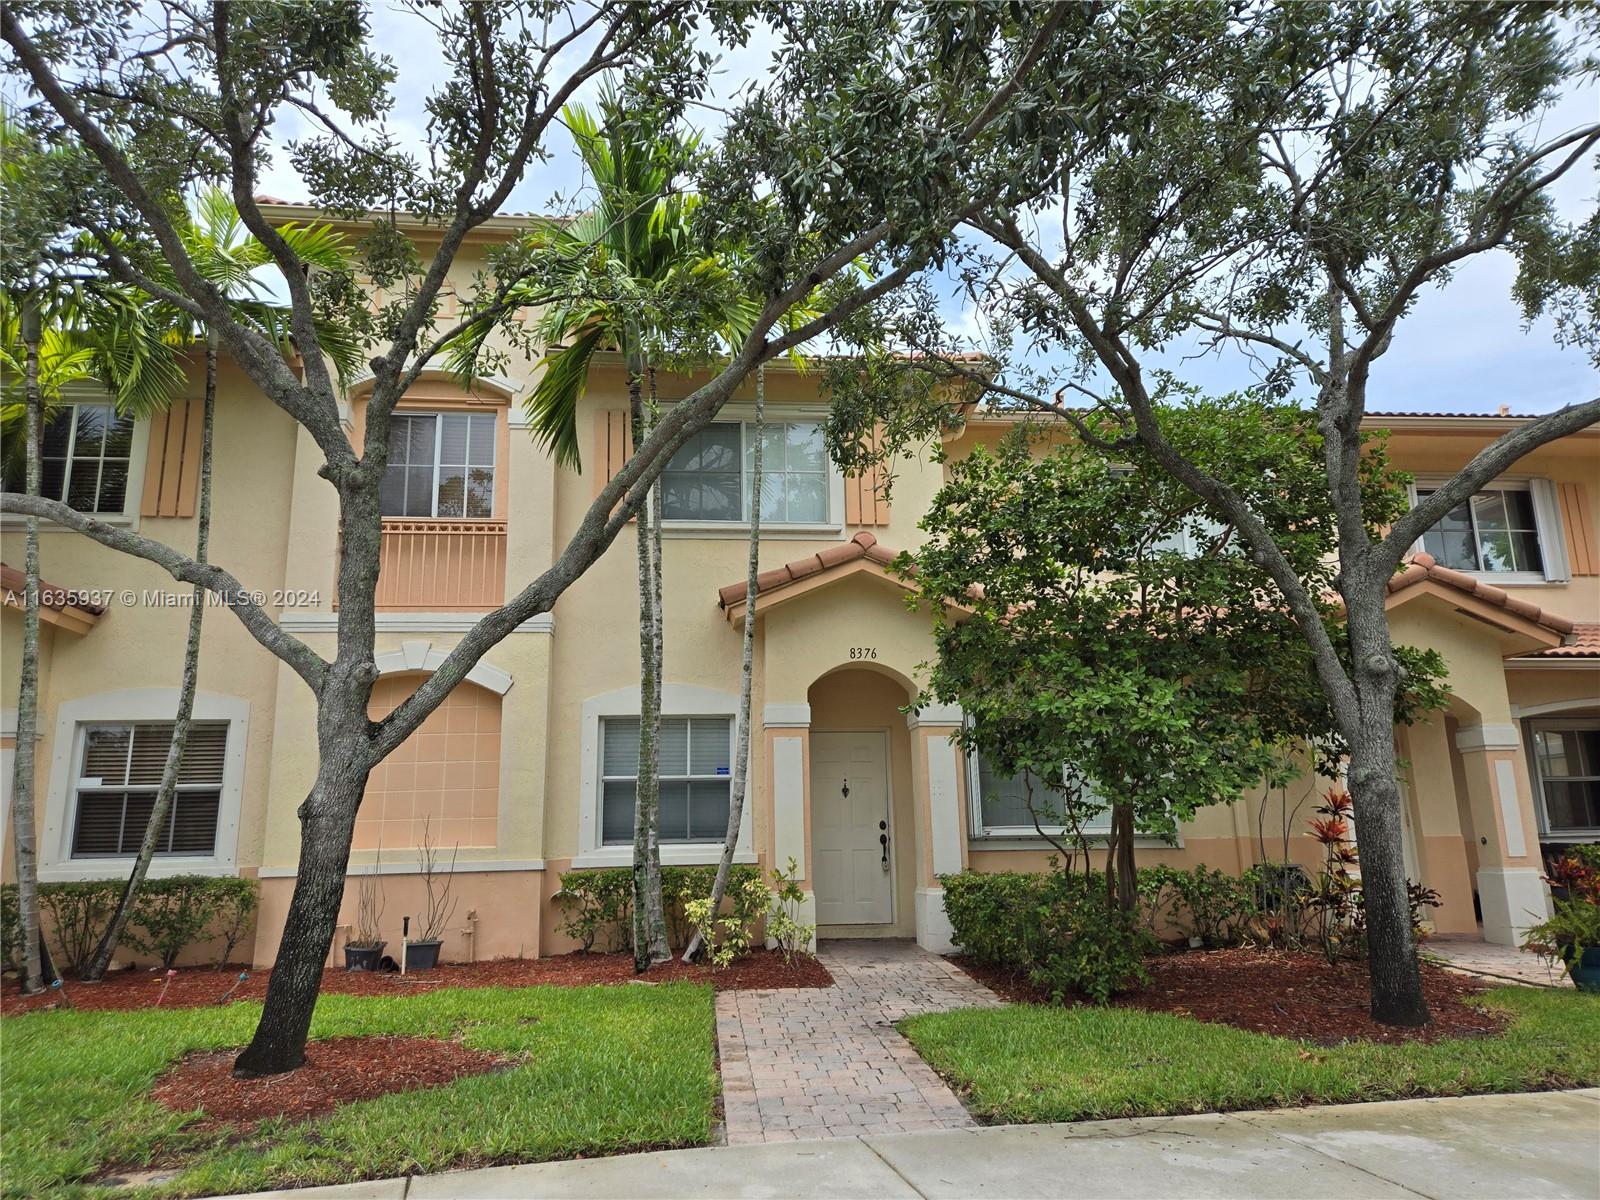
[806,667,919,936]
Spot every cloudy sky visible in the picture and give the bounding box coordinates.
[252,4,1599,416]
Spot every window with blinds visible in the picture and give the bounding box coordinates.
[971,751,1112,837]
[380,411,496,518]
[600,716,732,845]
[71,722,228,857]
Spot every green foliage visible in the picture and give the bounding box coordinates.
[902,988,1600,1126]
[0,982,717,1196]
[1,882,20,973]
[1523,849,1600,968]
[125,876,224,970]
[208,878,260,968]
[941,868,1153,1003]
[37,880,121,977]
[683,874,770,969]
[765,857,816,962]
[556,865,764,953]
[1138,866,1260,948]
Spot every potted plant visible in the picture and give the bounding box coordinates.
[1522,849,1600,993]
[343,850,386,971]
[404,817,458,971]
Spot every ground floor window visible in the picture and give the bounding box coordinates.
[969,749,1112,838]
[600,716,732,844]
[1530,719,1600,838]
[71,722,227,857]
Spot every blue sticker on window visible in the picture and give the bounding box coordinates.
[717,766,730,775]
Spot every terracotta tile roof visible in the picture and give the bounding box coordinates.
[0,562,107,616]
[1389,553,1575,636]
[1518,622,1600,658]
[718,531,899,610]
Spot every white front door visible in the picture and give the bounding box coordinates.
[811,731,893,925]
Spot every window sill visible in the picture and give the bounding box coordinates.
[1441,571,1562,587]
[2,513,136,531]
[969,833,1182,851]
[573,848,759,869]
[661,522,843,541]
[40,859,234,883]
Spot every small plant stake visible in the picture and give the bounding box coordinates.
[48,977,72,1009]
[400,916,409,975]
[217,971,248,1005]
[155,968,177,1007]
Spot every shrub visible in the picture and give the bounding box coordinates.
[556,865,765,952]
[942,866,1153,1003]
[765,857,815,961]
[1138,865,1260,948]
[1,883,19,973]
[209,877,260,967]
[38,879,122,976]
[684,873,770,968]
[126,875,223,969]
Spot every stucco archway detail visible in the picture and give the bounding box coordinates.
[374,640,513,695]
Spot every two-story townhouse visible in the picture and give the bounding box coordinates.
[4,202,1596,968]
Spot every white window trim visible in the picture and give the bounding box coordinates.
[1526,716,1600,842]
[659,406,846,537]
[965,749,1113,840]
[575,683,755,868]
[1409,476,1568,585]
[0,391,151,531]
[40,690,250,882]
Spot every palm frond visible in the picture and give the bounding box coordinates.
[525,325,603,471]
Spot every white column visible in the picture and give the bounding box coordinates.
[1455,723,1549,945]
[907,704,965,954]
[764,702,815,950]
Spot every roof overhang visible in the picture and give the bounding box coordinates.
[0,564,104,636]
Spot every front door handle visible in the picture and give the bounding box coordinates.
[879,820,889,867]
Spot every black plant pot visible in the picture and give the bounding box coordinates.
[405,940,443,970]
[344,942,386,971]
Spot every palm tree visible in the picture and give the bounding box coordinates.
[452,89,734,968]
[81,189,359,980]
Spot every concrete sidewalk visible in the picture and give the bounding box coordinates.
[245,1089,1600,1199]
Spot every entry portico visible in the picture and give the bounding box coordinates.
[730,533,968,952]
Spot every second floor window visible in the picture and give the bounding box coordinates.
[661,420,830,524]
[381,411,496,518]
[1418,484,1544,575]
[2,402,133,513]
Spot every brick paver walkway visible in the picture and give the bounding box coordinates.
[715,939,1000,1144]
[1425,935,1573,988]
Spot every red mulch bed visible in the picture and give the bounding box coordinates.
[2,949,832,1015]
[151,1035,506,1132]
[956,947,1507,1045]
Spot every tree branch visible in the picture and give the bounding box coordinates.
[0,493,330,690]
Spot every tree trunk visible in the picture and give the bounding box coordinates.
[630,366,669,969]
[1342,585,1430,1025]
[8,300,47,994]
[1110,802,1137,914]
[232,762,366,1076]
[83,335,217,981]
[684,364,765,963]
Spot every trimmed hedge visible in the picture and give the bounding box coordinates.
[0,875,259,975]
[555,864,765,952]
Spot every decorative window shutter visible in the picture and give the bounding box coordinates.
[592,408,633,502]
[139,399,205,518]
[843,425,892,527]
[1556,480,1598,576]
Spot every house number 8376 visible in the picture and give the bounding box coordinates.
[849,646,878,660]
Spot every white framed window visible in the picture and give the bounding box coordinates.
[1529,719,1600,840]
[40,690,250,881]
[967,749,1113,839]
[381,411,496,518]
[2,402,135,513]
[661,419,833,526]
[71,722,227,857]
[576,684,754,867]
[1413,478,1568,583]
[599,716,733,845]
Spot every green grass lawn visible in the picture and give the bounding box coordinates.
[0,982,717,1197]
[901,986,1600,1126]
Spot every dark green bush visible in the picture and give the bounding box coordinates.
[1,883,19,973]
[209,877,260,967]
[1138,865,1260,947]
[126,875,224,969]
[942,868,1154,1003]
[38,880,122,976]
[556,865,765,952]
